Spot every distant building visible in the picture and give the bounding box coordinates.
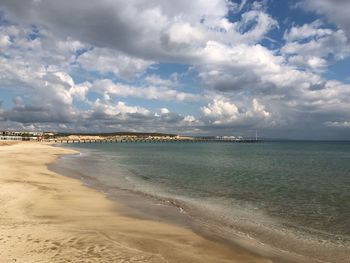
[0,130,57,141]
[215,135,238,140]
[0,135,22,141]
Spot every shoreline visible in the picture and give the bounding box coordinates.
[0,142,273,262]
[50,143,350,263]
[50,150,299,263]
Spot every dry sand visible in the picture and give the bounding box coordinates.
[0,142,272,263]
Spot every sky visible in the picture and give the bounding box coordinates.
[0,0,350,139]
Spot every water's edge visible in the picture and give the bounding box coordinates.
[48,144,348,263]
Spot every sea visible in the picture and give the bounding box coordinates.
[51,141,350,263]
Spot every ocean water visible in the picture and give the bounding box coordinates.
[56,141,350,262]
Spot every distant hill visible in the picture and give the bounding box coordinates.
[56,132,178,137]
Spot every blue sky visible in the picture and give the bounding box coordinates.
[0,0,350,139]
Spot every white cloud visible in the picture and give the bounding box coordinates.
[91,79,200,102]
[201,97,271,126]
[165,22,205,47]
[324,121,350,128]
[77,48,154,80]
[231,10,278,43]
[183,115,197,123]
[284,20,331,42]
[288,55,327,70]
[202,97,239,122]
[69,82,91,102]
[160,108,170,114]
[144,74,178,87]
[0,35,11,49]
[299,0,350,40]
[92,100,150,117]
[282,20,349,70]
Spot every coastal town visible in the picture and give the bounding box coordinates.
[0,130,261,143]
[0,131,55,141]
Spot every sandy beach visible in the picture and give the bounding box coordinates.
[0,142,272,263]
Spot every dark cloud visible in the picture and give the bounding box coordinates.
[2,105,74,123]
[199,68,262,92]
[0,0,204,62]
[309,82,327,91]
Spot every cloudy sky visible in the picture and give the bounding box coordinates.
[0,0,350,139]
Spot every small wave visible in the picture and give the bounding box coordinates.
[51,143,350,263]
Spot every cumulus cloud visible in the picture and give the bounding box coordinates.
[299,0,350,40]
[144,74,178,87]
[90,79,201,102]
[183,115,197,124]
[69,82,91,102]
[282,20,349,71]
[195,41,283,93]
[84,100,199,133]
[201,97,271,126]
[1,0,350,138]
[231,9,278,43]
[77,48,154,80]
[0,0,277,62]
[287,56,327,71]
[324,121,350,128]
[91,100,150,119]
[0,18,200,132]
[0,34,11,49]
[0,0,223,61]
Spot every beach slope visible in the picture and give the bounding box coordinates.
[0,142,271,263]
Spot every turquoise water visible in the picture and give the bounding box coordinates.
[59,141,350,262]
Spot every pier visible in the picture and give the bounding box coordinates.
[1,130,264,144]
[53,138,263,144]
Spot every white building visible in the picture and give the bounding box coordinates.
[0,136,22,141]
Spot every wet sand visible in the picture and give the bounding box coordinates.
[0,142,272,263]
